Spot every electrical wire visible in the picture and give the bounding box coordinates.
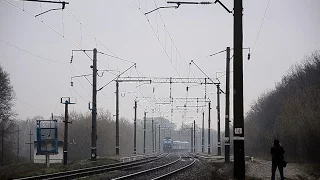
[245,0,271,71]
[16,98,46,114]
[98,51,136,64]
[68,65,91,98]
[0,38,65,64]
[3,0,93,62]
[2,36,91,102]
[252,0,271,54]
[64,8,124,60]
[97,63,137,91]
[1,33,91,102]
[130,0,181,77]
[152,0,190,71]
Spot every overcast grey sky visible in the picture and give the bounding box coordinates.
[0,0,319,131]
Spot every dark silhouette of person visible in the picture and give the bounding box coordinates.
[270,139,285,180]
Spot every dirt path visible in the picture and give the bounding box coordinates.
[246,158,319,180]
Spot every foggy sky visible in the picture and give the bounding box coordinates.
[0,0,319,131]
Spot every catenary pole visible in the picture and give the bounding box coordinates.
[193,120,196,153]
[154,123,157,153]
[62,98,75,165]
[217,84,221,155]
[191,126,193,152]
[91,48,97,161]
[143,112,146,154]
[152,117,154,153]
[158,125,160,152]
[134,100,137,154]
[225,47,231,162]
[63,101,69,165]
[116,80,120,155]
[202,111,204,153]
[208,101,211,154]
[233,0,245,178]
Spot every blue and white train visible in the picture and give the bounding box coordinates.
[163,137,189,152]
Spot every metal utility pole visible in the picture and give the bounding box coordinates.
[143,112,146,154]
[116,80,120,155]
[133,100,137,154]
[233,0,245,178]
[193,120,196,153]
[190,126,193,153]
[154,124,157,153]
[202,111,204,153]
[158,125,160,152]
[225,47,231,162]
[152,117,154,153]
[217,84,221,155]
[208,101,211,154]
[26,129,33,161]
[91,48,97,161]
[61,98,75,165]
[16,125,21,162]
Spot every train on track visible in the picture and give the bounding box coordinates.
[163,137,189,152]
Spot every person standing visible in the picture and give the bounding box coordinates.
[270,139,285,180]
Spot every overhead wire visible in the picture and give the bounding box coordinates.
[5,0,137,101]
[2,0,149,122]
[130,0,196,122]
[152,0,190,73]
[0,38,65,64]
[3,0,94,61]
[1,35,91,102]
[130,0,181,77]
[251,0,271,54]
[16,98,46,114]
[245,0,271,70]
[64,7,123,59]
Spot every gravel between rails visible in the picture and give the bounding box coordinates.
[100,153,180,180]
[129,154,193,180]
[166,157,213,180]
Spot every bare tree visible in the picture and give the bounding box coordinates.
[245,50,320,163]
[0,65,16,165]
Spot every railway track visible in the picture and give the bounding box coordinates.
[15,153,168,180]
[111,153,196,180]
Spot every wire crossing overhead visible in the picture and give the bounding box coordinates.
[116,77,216,84]
[134,97,211,103]
[154,108,201,113]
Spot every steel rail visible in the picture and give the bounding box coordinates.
[152,156,196,180]
[15,153,167,180]
[111,153,181,180]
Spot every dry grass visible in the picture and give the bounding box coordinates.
[0,157,118,179]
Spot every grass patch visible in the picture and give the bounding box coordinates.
[0,157,118,180]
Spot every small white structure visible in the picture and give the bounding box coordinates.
[33,141,63,164]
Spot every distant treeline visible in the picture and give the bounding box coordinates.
[245,50,320,163]
[2,108,221,165]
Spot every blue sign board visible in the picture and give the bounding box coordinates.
[36,120,58,155]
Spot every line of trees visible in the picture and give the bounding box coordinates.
[0,65,17,165]
[245,50,320,163]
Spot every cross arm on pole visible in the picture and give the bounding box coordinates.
[145,5,180,15]
[20,0,70,17]
[167,1,232,14]
[115,77,215,84]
